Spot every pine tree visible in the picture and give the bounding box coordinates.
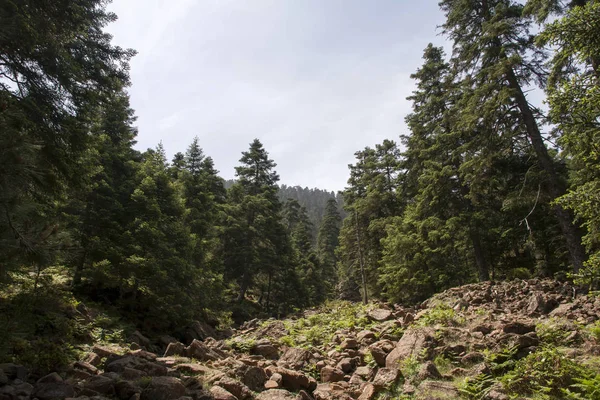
[0,0,134,281]
[539,1,600,286]
[439,0,586,272]
[317,198,341,296]
[221,139,286,304]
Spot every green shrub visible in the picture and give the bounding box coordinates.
[417,303,465,327]
[500,347,586,398]
[399,355,421,380]
[536,318,579,346]
[588,321,600,342]
[458,374,495,400]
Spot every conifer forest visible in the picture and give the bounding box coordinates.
[1,1,600,398]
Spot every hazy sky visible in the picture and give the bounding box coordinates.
[106,0,449,192]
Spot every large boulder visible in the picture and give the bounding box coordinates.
[320,367,345,383]
[211,385,238,400]
[164,341,186,357]
[252,339,279,360]
[372,368,399,389]
[141,377,186,400]
[278,347,312,370]
[368,309,393,322]
[216,377,252,400]
[186,339,221,361]
[369,340,395,367]
[31,381,75,400]
[83,375,116,395]
[239,365,268,392]
[385,328,436,369]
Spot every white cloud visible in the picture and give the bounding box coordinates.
[106,0,449,191]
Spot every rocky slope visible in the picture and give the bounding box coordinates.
[2,279,600,400]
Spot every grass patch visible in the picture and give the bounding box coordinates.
[276,300,376,348]
[416,303,465,327]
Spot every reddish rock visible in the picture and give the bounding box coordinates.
[141,377,186,400]
[278,347,312,370]
[320,367,345,383]
[211,386,238,400]
[372,368,399,389]
[164,342,186,357]
[368,309,393,322]
[385,328,435,369]
[357,383,376,400]
[340,339,358,350]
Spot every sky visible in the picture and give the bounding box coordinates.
[105,0,449,192]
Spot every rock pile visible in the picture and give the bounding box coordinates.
[1,278,599,400]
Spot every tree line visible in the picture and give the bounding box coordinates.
[1,0,599,332]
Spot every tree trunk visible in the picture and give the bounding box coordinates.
[354,210,368,304]
[506,68,587,273]
[470,227,490,281]
[72,249,87,286]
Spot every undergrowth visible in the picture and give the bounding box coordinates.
[277,300,377,348]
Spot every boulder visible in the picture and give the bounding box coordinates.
[0,364,27,381]
[141,377,186,400]
[211,386,238,400]
[164,342,186,357]
[274,368,313,392]
[296,389,314,400]
[369,340,394,367]
[416,361,442,381]
[265,380,280,389]
[37,372,62,384]
[372,368,399,389]
[278,347,312,370]
[74,361,98,375]
[368,309,392,322]
[340,339,358,350]
[335,358,356,374]
[501,322,535,335]
[130,330,152,348]
[357,383,376,400]
[115,380,141,400]
[186,339,221,361]
[32,381,75,400]
[385,328,435,369]
[217,377,252,400]
[356,330,377,344]
[253,340,279,360]
[320,367,345,383]
[240,365,268,392]
[83,375,115,395]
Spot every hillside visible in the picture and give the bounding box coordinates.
[2,279,600,400]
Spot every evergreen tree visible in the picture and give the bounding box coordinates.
[539,1,600,286]
[317,198,341,296]
[220,139,289,305]
[439,0,586,272]
[0,0,134,281]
